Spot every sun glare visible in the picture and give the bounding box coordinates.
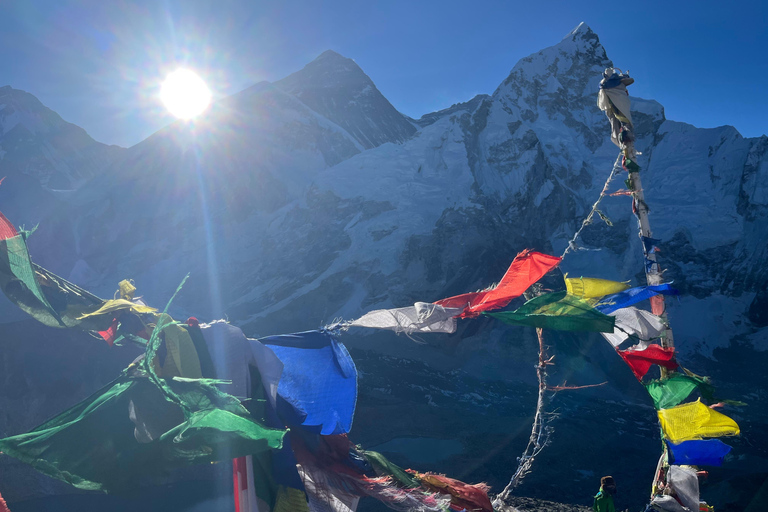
[160,69,212,119]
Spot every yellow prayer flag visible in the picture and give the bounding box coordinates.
[77,298,157,320]
[657,399,740,443]
[565,276,630,298]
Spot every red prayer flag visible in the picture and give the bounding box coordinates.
[0,212,18,241]
[97,317,119,346]
[617,344,677,380]
[0,490,10,512]
[232,457,249,512]
[435,250,561,318]
[651,294,665,316]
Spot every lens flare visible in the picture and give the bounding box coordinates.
[160,68,212,119]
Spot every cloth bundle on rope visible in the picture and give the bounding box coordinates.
[564,276,630,299]
[666,465,700,512]
[616,344,677,380]
[602,306,666,347]
[666,439,732,467]
[486,291,616,333]
[657,399,740,444]
[435,250,561,318]
[597,68,635,148]
[594,283,679,314]
[347,302,462,334]
[644,372,715,410]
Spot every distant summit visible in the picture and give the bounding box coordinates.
[275,50,416,148]
[0,85,123,190]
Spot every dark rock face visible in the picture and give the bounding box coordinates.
[1,23,767,512]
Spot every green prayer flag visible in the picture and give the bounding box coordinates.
[0,372,286,492]
[363,450,420,488]
[0,237,112,330]
[0,235,63,326]
[645,372,716,410]
[485,291,615,332]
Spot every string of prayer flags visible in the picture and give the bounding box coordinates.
[486,291,616,333]
[602,307,666,347]
[644,372,715,410]
[657,399,740,443]
[435,250,561,318]
[666,439,732,467]
[564,276,630,298]
[594,283,679,314]
[616,344,677,380]
[348,302,462,334]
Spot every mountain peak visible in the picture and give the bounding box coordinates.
[314,49,348,62]
[275,50,416,149]
[564,22,594,40]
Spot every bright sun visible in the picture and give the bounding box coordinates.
[160,69,212,119]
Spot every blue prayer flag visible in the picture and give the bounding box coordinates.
[667,439,732,467]
[595,284,679,314]
[260,330,357,436]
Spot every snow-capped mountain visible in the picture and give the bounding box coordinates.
[0,85,124,190]
[1,23,766,510]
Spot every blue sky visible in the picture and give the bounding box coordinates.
[1,0,765,147]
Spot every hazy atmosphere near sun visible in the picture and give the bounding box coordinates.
[2,2,768,512]
[1,0,766,147]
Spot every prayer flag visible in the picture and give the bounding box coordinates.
[602,307,665,347]
[348,302,462,334]
[666,439,732,467]
[565,277,630,298]
[617,344,677,380]
[657,399,740,443]
[594,283,678,314]
[260,331,357,436]
[435,250,561,318]
[644,372,715,410]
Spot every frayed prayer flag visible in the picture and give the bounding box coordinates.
[348,302,462,334]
